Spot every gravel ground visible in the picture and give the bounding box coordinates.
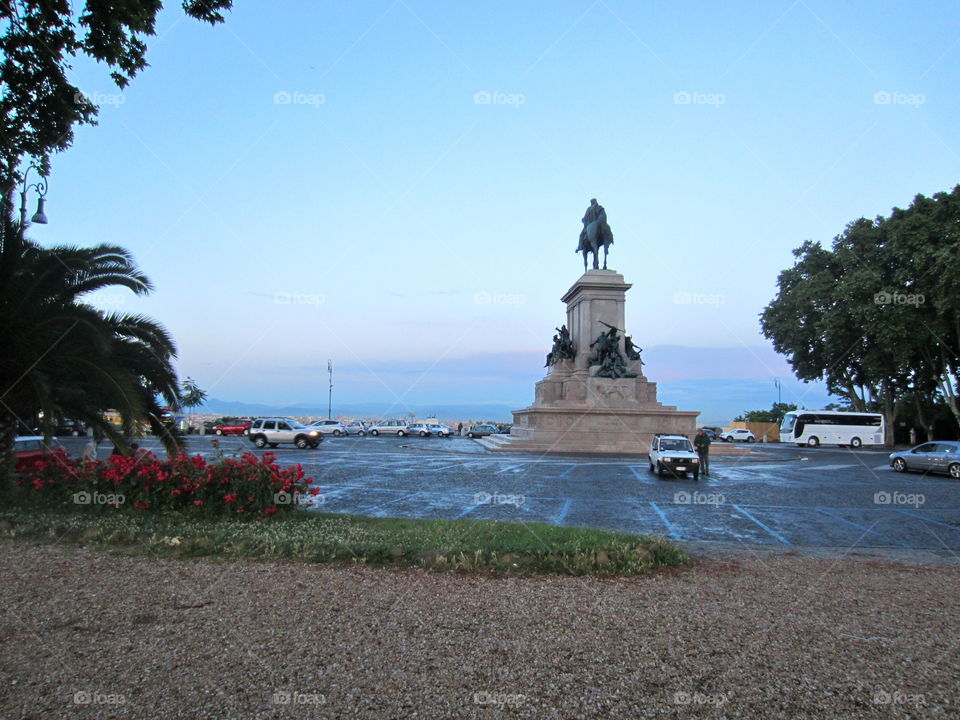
[1,541,957,719]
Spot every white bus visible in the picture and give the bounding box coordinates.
[779,410,885,448]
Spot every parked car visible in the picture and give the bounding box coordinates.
[700,428,720,441]
[721,428,755,443]
[369,420,409,437]
[407,423,432,437]
[211,419,251,436]
[247,418,322,449]
[890,441,960,478]
[13,436,67,473]
[308,419,347,436]
[428,423,453,437]
[648,434,700,480]
[343,421,368,436]
[466,424,500,439]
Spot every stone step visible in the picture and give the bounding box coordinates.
[474,437,507,450]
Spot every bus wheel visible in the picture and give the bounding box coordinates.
[807,436,820,448]
[850,437,862,449]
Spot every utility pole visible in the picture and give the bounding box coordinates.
[774,377,781,406]
[327,360,333,419]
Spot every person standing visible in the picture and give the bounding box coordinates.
[82,435,99,462]
[694,429,711,476]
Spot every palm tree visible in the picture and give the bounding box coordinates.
[0,210,183,480]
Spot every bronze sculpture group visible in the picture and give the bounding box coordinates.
[545,325,576,367]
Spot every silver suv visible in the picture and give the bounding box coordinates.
[648,434,700,480]
[248,418,322,449]
[369,420,409,436]
[309,419,346,436]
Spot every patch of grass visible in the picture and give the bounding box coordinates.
[0,504,687,575]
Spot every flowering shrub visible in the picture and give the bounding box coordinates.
[16,449,318,520]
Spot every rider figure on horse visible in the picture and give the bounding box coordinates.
[577,198,614,270]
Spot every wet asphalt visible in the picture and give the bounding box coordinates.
[58,435,960,555]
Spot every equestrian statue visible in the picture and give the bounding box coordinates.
[576,198,614,271]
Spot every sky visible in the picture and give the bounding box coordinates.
[24,0,960,423]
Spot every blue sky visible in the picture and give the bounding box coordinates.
[26,1,960,422]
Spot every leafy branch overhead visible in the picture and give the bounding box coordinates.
[0,0,233,185]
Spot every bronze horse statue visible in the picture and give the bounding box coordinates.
[576,199,614,271]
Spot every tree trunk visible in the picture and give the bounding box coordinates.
[880,380,897,447]
[0,409,18,489]
[914,393,930,442]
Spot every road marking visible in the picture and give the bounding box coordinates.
[629,466,647,480]
[554,499,572,525]
[815,507,907,547]
[732,504,791,544]
[803,464,856,472]
[496,464,524,474]
[895,508,960,532]
[457,504,480,519]
[649,502,681,540]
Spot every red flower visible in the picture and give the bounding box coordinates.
[224,493,238,504]
[133,500,151,510]
[309,487,322,496]
[265,505,278,516]
[193,499,205,507]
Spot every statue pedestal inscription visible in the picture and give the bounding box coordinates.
[506,269,699,454]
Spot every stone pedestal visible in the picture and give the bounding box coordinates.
[504,269,698,454]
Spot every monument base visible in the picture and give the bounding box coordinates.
[509,408,697,454]
[495,268,699,455]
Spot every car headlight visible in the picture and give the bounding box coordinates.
[308,431,318,436]
[691,458,699,463]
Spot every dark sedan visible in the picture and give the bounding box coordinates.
[466,424,501,439]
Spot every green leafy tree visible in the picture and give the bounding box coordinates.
[734,403,798,423]
[762,186,960,444]
[1,0,232,191]
[0,212,182,480]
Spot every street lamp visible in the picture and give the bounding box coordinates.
[19,163,49,226]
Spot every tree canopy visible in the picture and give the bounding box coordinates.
[761,185,960,443]
[734,403,798,424]
[1,0,232,188]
